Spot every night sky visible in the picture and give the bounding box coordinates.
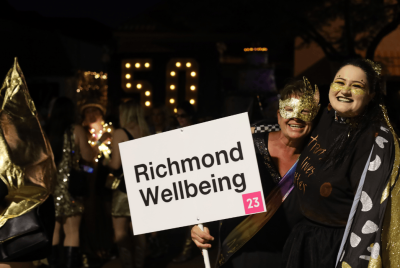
[7,0,163,28]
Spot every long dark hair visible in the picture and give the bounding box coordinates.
[46,97,76,164]
[322,58,384,169]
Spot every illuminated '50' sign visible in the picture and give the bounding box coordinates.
[121,58,198,112]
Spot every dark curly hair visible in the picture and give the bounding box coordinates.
[322,58,384,170]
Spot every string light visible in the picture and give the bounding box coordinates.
[243,47,268,52]
[125,63,131,68]
[126,83,132,88]
[170,85,175,90]
[145,91,151,96]
[126,74,131,79]
[137,84,142,89]
[170,98,175,104]
[176,62,181,67]
[145,62,150,68]
[135,63,140,68]
[190,85,196,91]
[191,72,196,77]
[145,101,151,106]
[186,62,191,67]
[170,71,176,76]
[190,99,195,104]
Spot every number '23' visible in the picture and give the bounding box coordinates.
[246,197,260,209]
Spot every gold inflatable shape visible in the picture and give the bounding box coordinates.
[0,58,55,228]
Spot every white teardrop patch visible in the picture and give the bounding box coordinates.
[359,255,370,260]
[380,126,389,133]
[371,243,380,259]
[360,191,373,212]
[362,220,379,234]
[350,232,361,247]
[368,155,381,171]
[375,136,388,149]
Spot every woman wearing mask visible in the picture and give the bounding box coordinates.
[104,100,150,268]
[47,97,108,268]
[191,78,320,267]
[282,59,400,268]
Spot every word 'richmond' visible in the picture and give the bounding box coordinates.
[134,141,244,182]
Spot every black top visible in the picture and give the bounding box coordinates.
[116,128,134,193]
[219,132,303,267]
[295,108,375,227]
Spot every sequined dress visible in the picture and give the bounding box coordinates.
[54,126,84,218]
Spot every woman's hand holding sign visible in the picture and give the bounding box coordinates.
[191,225,214,249]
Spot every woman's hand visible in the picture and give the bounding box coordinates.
[191,225,214,249]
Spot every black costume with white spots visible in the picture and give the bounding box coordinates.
[282,108,393,268]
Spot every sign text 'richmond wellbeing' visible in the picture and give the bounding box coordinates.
[119,113,266,235]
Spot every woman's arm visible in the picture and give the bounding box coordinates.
[106,129,128,170]
[74,125,96,162]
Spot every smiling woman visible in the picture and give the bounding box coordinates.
[191,77,321,268]
[282,59,400,268]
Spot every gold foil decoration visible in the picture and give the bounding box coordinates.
[0,58,56,227]
[342,261,352,268]
[380,104,400,267]
[364,59,382,77]
[381,182,390,204]
[279,76,320,122]
[330,83,366,96]
[368,255,382,268]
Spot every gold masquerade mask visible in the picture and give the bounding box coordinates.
[279,77,320,122]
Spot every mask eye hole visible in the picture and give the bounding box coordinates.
[301,109,310,115]
[284,107,293,112]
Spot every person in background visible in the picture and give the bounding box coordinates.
[149,105,170,134]
[104,100,150,268]
[172,101,197,263]
[46,97,109,268]
[175,101,196,128]
[78,99,114,267]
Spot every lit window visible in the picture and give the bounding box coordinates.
[170,85,175,90]
[125,74,131,79]
[170,98,175,104]
[145,62,150,68]
[191,72,196,77]
[125,63,131,68]
[137,84,142,89]
[145,101,151,106]
[176,62,181,67]
[190,99,195,104]
[126,83,132,88]
[170,71,176,76]
[186,62,191,68]
[190,85,196,91]
[145,91,151,96]
[135,63,140,68]
[174,108,177,113]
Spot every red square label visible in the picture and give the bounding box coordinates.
[242,191,265,215]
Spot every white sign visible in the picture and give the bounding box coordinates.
[119,113,266,235]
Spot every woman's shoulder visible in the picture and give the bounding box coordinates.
[114,128,130,142]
